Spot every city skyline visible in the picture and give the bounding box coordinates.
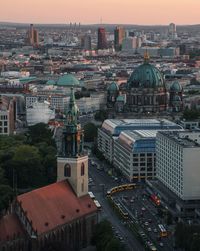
[1,0,200,25]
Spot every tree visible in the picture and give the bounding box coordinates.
[0,184,13,212]
[105,238,124,251]
[2,145,45,188]
[91,220,127,251]
[84,123,98,142]
[27,123,55,146]
[182,108,200,121]
[94,110,108,122]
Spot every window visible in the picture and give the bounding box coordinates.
[64,164,71,177]
[81,163,85,176]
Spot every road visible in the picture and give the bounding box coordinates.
[88,157,145,251]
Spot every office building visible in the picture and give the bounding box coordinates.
[27,24,39,47]
[168,23,177,39]
[114,130,157,181]
[81,34,92,50]
[156,131,200,217]
[114,26,125,51]
[98,118,182,164]
[97,27,107,50]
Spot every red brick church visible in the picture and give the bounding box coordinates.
[0,88,98,251]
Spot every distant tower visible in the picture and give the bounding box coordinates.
[82,34,92,50]
[97,27,107,50]
[169,23,177,39]
[57,88,88,197]
[114,26,125,51]
[27,24,39,47]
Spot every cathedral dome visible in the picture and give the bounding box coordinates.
[128,58,165,89]
[107,82,119,93]
[170,81,182,92]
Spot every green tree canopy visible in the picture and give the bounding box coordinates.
[27,123,55,146]
[84,123,98,142]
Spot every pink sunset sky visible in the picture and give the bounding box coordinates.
[1,0,200,25]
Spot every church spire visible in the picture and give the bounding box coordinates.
[66,87,79,125]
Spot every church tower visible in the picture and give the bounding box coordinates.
[57,88,88,197]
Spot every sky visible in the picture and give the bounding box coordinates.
[1,0,200,25]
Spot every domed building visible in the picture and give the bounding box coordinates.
[126,53,167,113]
[107,81,119,107]
[57,73,80,87]
[169,81,183,112]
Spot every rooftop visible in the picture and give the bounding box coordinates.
[17,180,97,235]
[158,131,200,148]
[101,119,182,135]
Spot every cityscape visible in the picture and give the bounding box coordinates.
[1,1,200,251]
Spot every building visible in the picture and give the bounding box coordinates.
[0,88,98,251]
[27,24,39,47]
[168,23,177,39]
[107,53,183,113]
[98,118,182,165]
[97,27,107,50]
[126,53,167,112]
[114,130,157,182]
[81,34,92,50]
[0,95,15,135]
[156,131,200,218]
[169,81,183,112]
[26,100,55,126]
[114,26,125,51]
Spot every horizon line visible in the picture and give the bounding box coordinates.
[0,20,200,27]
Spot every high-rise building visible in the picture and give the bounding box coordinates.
[114,26,125,51]
[97,27,107,50]
[27,24,39,47]
[168,23,177,39]
[81,34,92,50]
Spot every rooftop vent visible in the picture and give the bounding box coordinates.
[76,209,80,213]
[88,204,91,208]
[45,222,49,227]
[61,215,65,219]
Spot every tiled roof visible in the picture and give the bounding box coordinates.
[17,180,97,235]
[0,213,25,242]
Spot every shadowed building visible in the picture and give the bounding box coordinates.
[97,27,107,50]
[114,26,125,51]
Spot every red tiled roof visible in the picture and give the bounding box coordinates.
[0,213,25,242]
[17,180,97,235]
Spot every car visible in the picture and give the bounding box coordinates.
[159,242,164,247]
[147,227,152,232]
[148,219,152,223]
[130,199,134,203]
[153,228,158,233]
[144,222,149,226]
[142,207,146,211]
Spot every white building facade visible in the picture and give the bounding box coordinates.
[156,131,200,200]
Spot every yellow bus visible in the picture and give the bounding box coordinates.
[158,224,168,237]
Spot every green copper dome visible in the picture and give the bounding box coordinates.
[128,61,165,89]
[57,73,80,87]
[46,79,56,85]
[170,81,182,92]
[107,82,119,92]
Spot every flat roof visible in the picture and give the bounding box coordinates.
[158,131,200,148]
[102,118,182,135]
